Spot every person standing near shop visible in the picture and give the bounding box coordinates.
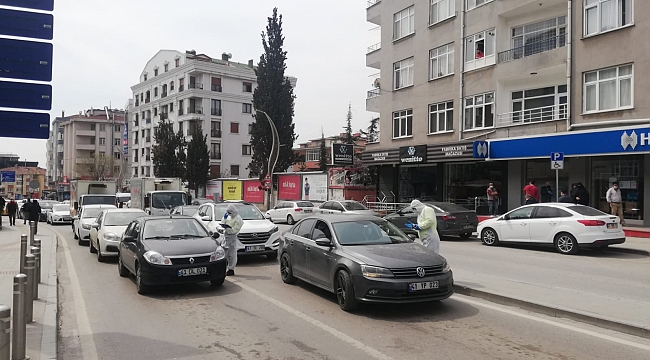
[7,198,18,226]
[541,182,553,202]
[486,183,499,216]
[573,182,590,206]
[558,190,573,203]
[525,193,538,205]
[523,180,540,203]
[606,182,625,225]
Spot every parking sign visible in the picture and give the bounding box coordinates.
[551,152,564,170]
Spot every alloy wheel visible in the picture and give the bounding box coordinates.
[280,256,290,280]
[557,235,574,253]
[482,229,496,245]
[336,273,347,306]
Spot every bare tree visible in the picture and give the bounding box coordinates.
[76,153,115,180]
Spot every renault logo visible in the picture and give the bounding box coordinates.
[416,267,425,278]
[189,257,194,264]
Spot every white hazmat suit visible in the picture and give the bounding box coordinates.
[410,200,440,254]
[220,204,244,274]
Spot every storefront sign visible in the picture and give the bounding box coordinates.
[301,174,327,201]
[399,145,427,163]
[206,181,222,201]
[329,168,364,189]
[222,180,242,201]
[371,152,389,161]
[278,174,301,200]
[243,179,264,203]
[441,145,468,157]
[332,143,354,166]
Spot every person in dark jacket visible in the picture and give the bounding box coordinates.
[28,199,42,234]
[558,190,573,203]
[7,198,18,226]
[0,197,5,229]
[572,183,590,206]
[525,193,539,205]
[541,182,553,202]
[22,199,31,224]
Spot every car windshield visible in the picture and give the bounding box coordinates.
[104,212,145,226]
[82,208,106,218]
[296,202,314,208]
[82,196,116,205]
[341,201,368,211]
[53,205,69,212]
[143,218,209,239]
[152,192,187,209]
[568,206,608,216]
[213,204,265,220]
[332,219,411,246]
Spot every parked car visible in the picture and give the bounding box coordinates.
[384,202,479,239]
[73,205,117,245]
[265,201,315,225]
[194,202,280,259]
[191,198,214,205]
[477,203,625,255]
[279,214,453,311]
[47,204,73,225]
[170,205,200,216]
[314,200,380,217]
[38,200,59,222]
[117,216,227,294]
[89,208,147,262]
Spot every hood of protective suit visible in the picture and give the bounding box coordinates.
[226,204,239,216]
[410,200,425,215]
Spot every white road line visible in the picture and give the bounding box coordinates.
[52,227,100,360]
[229,278,394,360]
[454,295,650,351]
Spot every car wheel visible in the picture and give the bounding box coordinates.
[266,252,278,261]
[77,233,84,246]
[73,230,78,240]
[96,243,105,262]
[280,253,297,285]
[336,270,359,311]
[554,233,579,255]
[136,265,149,295]
[89,240,97,253]
[287,215,295,225]
[459,232,472,239]
[210,276,225,287]
[481,228,499,246]
[118,254,129,277]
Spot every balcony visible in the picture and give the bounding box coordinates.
[179,85,185,92]
[76,144,96,151]
[498,35,566,64]
[161,92,167,98]
[189,83,203,90]
[366,42,381,69]
[211,129,222,138]
[145,117,152,124]
[210,152,222,160]
[76,157,94,164]
[211,108,222,116]
[366,89,380,113]
[188,107,203,114]
[366,0,381,25]
[211,85,222,92]
[76,130,95,137]
[160,113,169,121]
[496,104,567,127]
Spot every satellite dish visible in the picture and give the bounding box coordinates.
[227,53,233,59]
[373,78,380,88]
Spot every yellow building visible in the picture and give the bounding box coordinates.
[0,167,46,199]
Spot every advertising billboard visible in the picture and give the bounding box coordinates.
[206,181,222,201]
[222,180,242,201]
[301,174,327,202]
[277,174,301,200]
[243,179,264,203]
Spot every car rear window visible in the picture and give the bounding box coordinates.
[568,206,608,216]
[296,202,314,208]
[432,203,472,213]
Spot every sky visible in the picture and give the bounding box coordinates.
[0,0,379,168]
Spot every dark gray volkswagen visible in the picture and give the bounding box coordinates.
[279,215,454,311]
[118,216,227,295]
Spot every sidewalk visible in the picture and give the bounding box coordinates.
[0,222,57,360]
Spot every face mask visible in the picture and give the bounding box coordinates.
[613,186,618,190]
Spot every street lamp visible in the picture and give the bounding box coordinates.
[255,110,279,209]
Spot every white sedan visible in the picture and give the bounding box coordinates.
[89,208,146,262]
[477,203,625,255]
[47,204,73,225]
[73,205,117,245]
[265,201,315,224]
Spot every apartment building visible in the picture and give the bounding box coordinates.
[362,0,649,225]
[46,115,66,186]
[0,166,46,199]
[130,50,261,179]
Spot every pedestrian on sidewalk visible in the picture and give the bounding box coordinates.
[525,193,538,205]
[220,204,243,276]
[541,182,553,202]
[0,197,5,229]
[523,180,540,203]
[407,200,440,254]
[28,199,41,234]
[22,199,31,224]
[606,182,625,225]
[572,182,590,206]
[486,183,499,216]
[558,190,573,203]
[7,198,18,226]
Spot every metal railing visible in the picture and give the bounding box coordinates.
[210,152,222,160]
[211,129,222,138]
[188,83,203,90]
[496,104,567,127]
[179,85,185,91]
[211,85,222,92]
[367,89,380,99]
[211,108,222,116]
[161,92,167,98]
[367,42,381,54]
[160,113,168,120]
[187,107,203,114]
[367,0,381,9]
[498,34,566,63]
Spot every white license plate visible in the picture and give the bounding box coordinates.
[463,225,474,229]
[245,245,265,252]
[606,223,618,229]
[409,281,439,292]
[304,210,312,213]
[177,267,207,277]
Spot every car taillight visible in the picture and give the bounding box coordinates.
[577,220,606,226]
[294,208,303,212]
[442,215,457,221]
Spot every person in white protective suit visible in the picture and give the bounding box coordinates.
[406,200,441,254]
[220,204,244,276]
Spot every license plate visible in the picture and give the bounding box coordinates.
[463,225,474,229]
[177,267,207,277]
[304,209,312,213]
[245,245,265,252]
[606,223,618,229]
[409,281,439,292]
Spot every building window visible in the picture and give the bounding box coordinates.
[154,87,158,97]
[429,43,454,80]
[90,124,96,131]
[230,165,240,176]
[466,0,494,11]
[154,68,158,76]
[114,125,121,132]
[306,150,320,162]
[170,81,175,91]
[503,17,567,63]
[175,58,180,67]
[90,137,95,145]
[508,85,567,125]
[584,0,633,36]
[465,29,496,71]
[230,122,239,134]
[99,124,106,131]
[428,101,454,134]
[392,109,413,138]
[464,92,495,130]
[154,108,158,116]
[146,167,150,177]
[114,138,120,146]
[242,82,252,92]
[134,149,138,159]
[170,102,174,112]
[248,123,253,134]
[99,138,106,145]
[393,6,415,40]
[430,0,455,25]
[211,143,221,159]
[164,63,168,72]
[143,73,147,81]
[242,103,252,114]
[584,64,633,113]
[133,168,138,177]
[242,145,252,155]
[393,57,414,90]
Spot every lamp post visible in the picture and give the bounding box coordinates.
[256,110,279,210]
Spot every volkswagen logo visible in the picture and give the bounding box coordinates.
[189,257,195,264]
[340,146,347,154]
[252,233,258,238]
[416,267,425,278]
[407,146,416,156]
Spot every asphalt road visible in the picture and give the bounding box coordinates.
[50,223,650,360]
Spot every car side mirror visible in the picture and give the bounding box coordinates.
[91,223,99,229]
[201,216,211,222]
[210,231,220,240]
[144,196,150,208]
[123,235,135,243]
[315,238,332,247]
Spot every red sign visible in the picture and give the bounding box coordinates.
[278,174,301,200]
[243,180,264,203]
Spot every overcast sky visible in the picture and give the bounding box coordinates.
[1,0,378,168]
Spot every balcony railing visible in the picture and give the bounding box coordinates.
[211,129,222,138]
[496,104,567,127]
[161,92,167,98]
[210,152,222,160]
[146,136,151,143]
[367,42,381,54]
[367,89,380,99]
[145,98,150,104]
[188,107,203,114]
[211,85,222,92]
[367,0,381,9]
[498,34,566,63]
[179,85,185,91]
[178,108,184,115]
[160,113,169,120]
[145,117,152,124]
[211,108,222,116]
[189,83,203,90]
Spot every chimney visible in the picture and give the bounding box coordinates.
[222,53,229,61]
[248,59,254,67]
[61,110,64,118]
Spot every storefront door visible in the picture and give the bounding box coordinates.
[591,155,644,223]
[398,165,437,203]
[445,162,507,215]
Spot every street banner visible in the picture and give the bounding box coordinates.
[301,174,327,202]
[206,181,222,201]
[243,179,264,203]
[222,180,242,201]
[278,174,301,200]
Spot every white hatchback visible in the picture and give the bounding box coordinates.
[73,205,117,245]
[89,208,146,261]
[265,201,315,225]
[477,203,625,255]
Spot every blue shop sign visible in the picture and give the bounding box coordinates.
[488,126,650,160]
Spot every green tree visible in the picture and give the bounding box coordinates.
[342,103,354,144]
[152,120,186,178]
[318,130,329,171]
[249,7,297,179]
[185,124,210,193]
[360,117,379,143]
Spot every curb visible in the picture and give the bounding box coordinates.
[453,284,650,340]
[606,246,650,256]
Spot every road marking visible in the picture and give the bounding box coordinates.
[229,278,394,360]
[455,295,650,351]
[52,227,99,360]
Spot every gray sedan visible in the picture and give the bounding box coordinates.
[279,214,453,311]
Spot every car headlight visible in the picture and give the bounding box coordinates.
[361,265,394,278]
[442,261,451,273]
[82,223,91,230]
[143,251,172,266]
[270,226,279,234]
[210,247,225,262]
[104,233,119,241]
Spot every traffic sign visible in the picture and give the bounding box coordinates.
[0,0,54,11]
[0,81,52,110]
[0,8,53,40]
[551,152,564,170]
[0,110,49,139]
[0,171,16,183]
[0,38,53,82]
